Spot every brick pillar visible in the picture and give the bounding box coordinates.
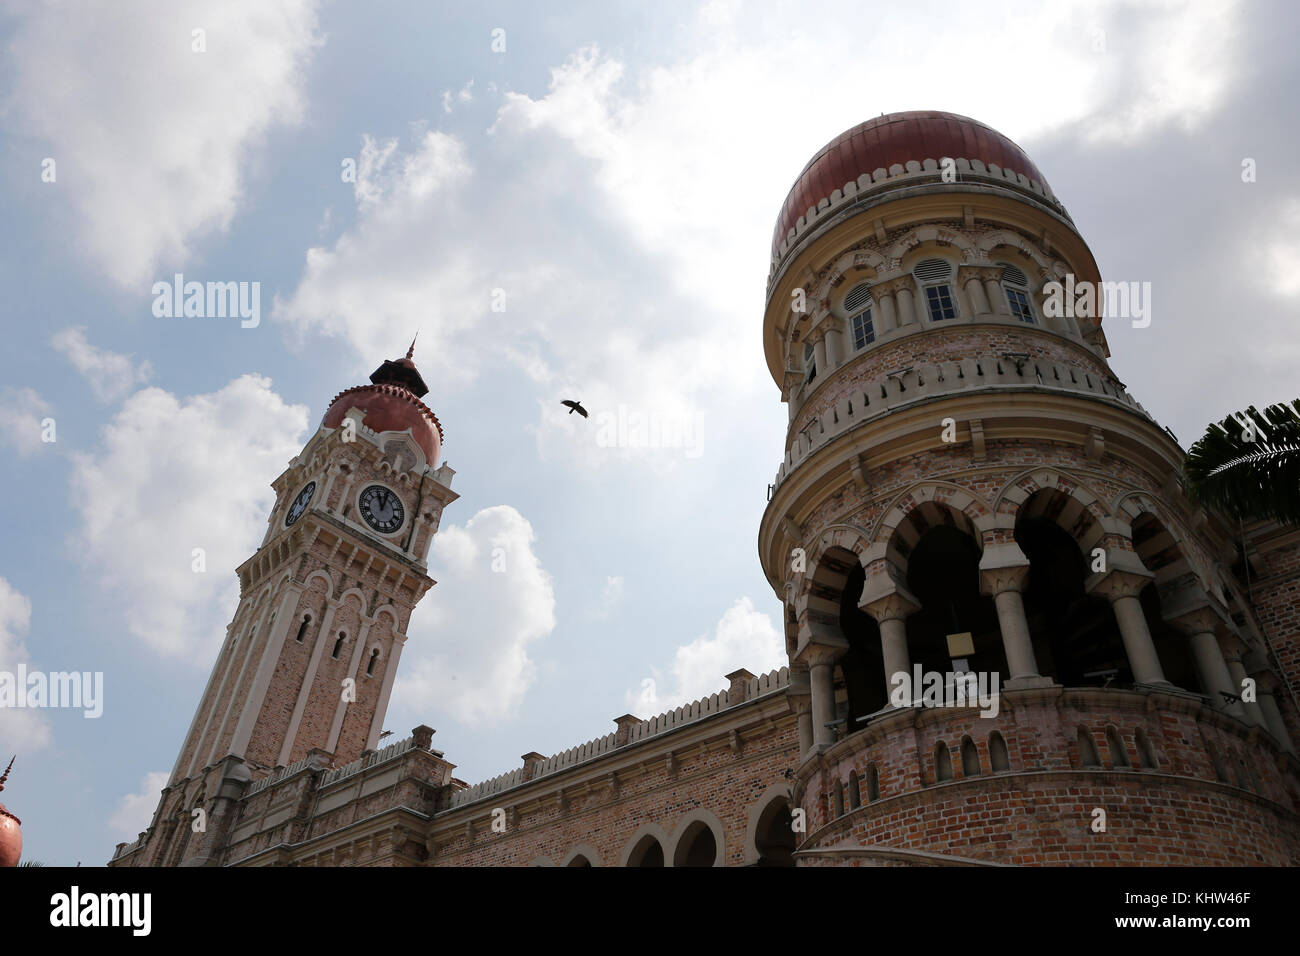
[613,714,641,747]
[726,668,756,704]
[520,752,546,782]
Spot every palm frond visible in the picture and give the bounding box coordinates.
[1184,399,1300,525]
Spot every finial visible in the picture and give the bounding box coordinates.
[0,756,12,793]
[406,332,418,360]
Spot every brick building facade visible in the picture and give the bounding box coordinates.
[109,111,1300,868]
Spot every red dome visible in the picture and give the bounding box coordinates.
[0,758,19,867]
[0,807,19,868]
[773,111,1049,258]
[322,383,444,468]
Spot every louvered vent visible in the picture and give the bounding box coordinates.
[913,258,952,283]
[1000,263,1029,286]
[843,282,873,312]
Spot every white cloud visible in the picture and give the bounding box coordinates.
[0,387,54,458]
[594,575,624,619]
[392,506,556,725]
[0,577,52,750]
[108,770,170,839]
[69,375,309,656]
[1261,199,1300,298]
[276,130,486,389]
[626,597,784,715]
[3,0,322,287]
[51,327,153,403]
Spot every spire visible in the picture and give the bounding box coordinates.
[368,344,429,398]
[0,756,11,793]
[406,332,418,360]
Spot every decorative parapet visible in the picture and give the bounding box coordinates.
[444,666,792,810]
[112,836,143,861]
[245,754,319,797]
[317,735,419,789]
[775,355,1151,491]
[769,156,1067,291]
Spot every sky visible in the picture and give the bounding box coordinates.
[0,0,1296,865]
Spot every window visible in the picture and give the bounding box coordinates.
[851,310,875,350]
[331,632,346,659]
[913,258,957,321]
[935,741,953,782]
[847,771,861,810]
[1000,262,1035,323]
[961,737,981,776]
[366,648,380,676]
[803,342,817,383]
[989,732,1010,772]
[866,764,880,802]
[1077,727,1101,768]
[1105,727,1129,768]
[294,615,312,644]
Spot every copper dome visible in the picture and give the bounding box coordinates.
[772,111,1049,257]
[0,757,20,868]
[322,348,444,467]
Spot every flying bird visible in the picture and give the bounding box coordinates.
[561,399,589,418]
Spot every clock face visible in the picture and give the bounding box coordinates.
[358,484,404,534]
[284,481,316,527]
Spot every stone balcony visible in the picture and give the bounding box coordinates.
[772,353,1154,492]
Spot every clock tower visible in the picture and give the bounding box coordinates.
[137,344,457,865]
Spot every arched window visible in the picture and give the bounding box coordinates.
[866,763,881,802]
[832,779,844,817]
[961,736,981,776]
[913,258,958,321]
[1077,727,1101,767]
[366,648,380,676]
[1134,728,1157,769]
[1105,726,1129,768]
[999,262,1035,323]
[803,341,817,383]
[847,771,861,810]
[294,614,312,644]
[935,741,953,782]
[331,632,346,660]
[843,282,876,351]
[989,732,1010,772]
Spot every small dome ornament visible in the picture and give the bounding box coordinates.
[0,756,22,868]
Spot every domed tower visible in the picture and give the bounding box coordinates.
[760,112,1300,865]
[113,344,459,867]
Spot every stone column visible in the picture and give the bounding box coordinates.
[860,585,921,706]
[823,321,843,367]
[979,551,1050,688]
[803,646,841,748]
[877,288,898,334]
[962,270,991,314]
[812,333,827,378]
[1169,608,1242,717]
[895,283,918,327]
[1253,673,1296,752]
[1221,635,1266,727]
[982,268,1007,315]
[1086,567,1169,686]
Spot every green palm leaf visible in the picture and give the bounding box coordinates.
[1184,399,1300,525]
